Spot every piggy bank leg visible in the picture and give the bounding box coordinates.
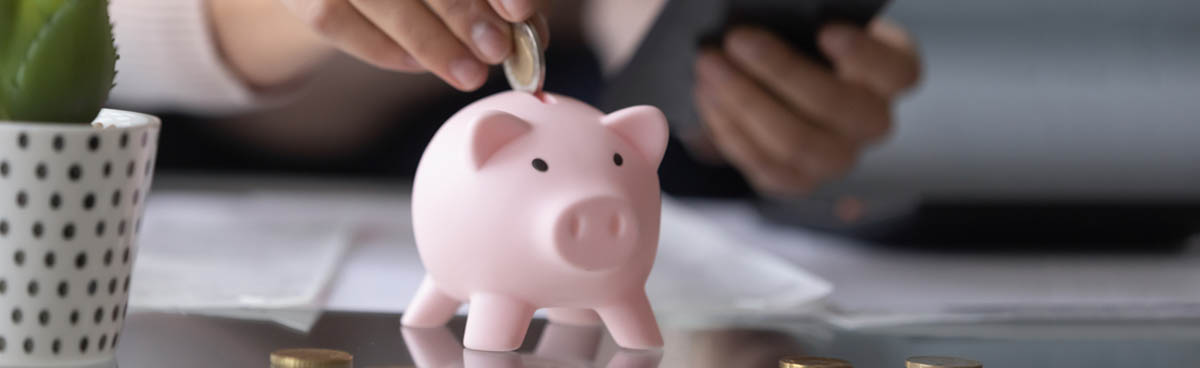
[463,294,535,351]
[596,292,663,349]
[401,276,463,327]
[546,308,602,326]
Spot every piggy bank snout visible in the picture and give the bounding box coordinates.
[550,196,640,271]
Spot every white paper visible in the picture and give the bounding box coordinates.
[649,198,831,322]
[132,186,831,332]
[128,193,355,330]
[685,200,1200,328]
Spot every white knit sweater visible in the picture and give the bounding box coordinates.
[108,0,264,115]
[105,0,665,116]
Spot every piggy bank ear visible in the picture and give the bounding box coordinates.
[469,111,532,169]
[602,106,669,168]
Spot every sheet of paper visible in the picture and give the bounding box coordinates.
[133,186,832,331]
[129,193,359,330]
[650,198,831,323]
[685,200,1200,328]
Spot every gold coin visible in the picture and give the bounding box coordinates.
[779,356,853,368]
[503,21,545,94]
[906,356,982,368]
[270,348,353,368]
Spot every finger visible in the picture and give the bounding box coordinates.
[282,0,421,72]
[695,50,858,177]
[819,23,921,97]
[694,81,815,197]
[424,0,512,64]
[869,19,919,59]
[487,0,536,22]
[724,27,891,142]
[351,0,488,91]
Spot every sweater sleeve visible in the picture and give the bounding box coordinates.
[107,0,273,115]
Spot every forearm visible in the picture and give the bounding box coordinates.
[207,0,334,89]
[109,0,288,113]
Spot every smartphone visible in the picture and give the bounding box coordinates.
[701,0,892,65]
[599,0,892,152]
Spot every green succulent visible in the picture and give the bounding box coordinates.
[0,0,117,123]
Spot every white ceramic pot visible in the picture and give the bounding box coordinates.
[0,109,159,367]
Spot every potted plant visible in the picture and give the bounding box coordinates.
[1,1,158,366]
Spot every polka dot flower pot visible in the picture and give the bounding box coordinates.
[0,109,159,367]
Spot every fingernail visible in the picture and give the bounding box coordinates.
[501,0,527,18]
[450,58,487,89]
[820,25,857,56]
[726,29,770,60]
[473,22,509,63]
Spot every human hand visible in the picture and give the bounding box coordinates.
[693,20,920,196]
[279,0,549,91]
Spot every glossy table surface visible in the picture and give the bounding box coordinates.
[114,311,1200,368]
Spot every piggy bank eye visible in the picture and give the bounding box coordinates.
[531,158,549,172]
[613,153,624,166]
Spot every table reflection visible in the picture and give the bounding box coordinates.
[402,323,662,368]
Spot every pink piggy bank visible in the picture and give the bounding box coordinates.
[402,91,669,352]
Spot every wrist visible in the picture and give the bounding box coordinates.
[207,0,334,89]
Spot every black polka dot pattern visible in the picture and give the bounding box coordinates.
[67,164,81,181]
[82,193,95,211]
[0,112,157,359]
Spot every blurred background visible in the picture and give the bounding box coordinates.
[97,0,1200,366]
[122,0,1200,247]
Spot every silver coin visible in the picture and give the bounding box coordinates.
[503,21,545,94]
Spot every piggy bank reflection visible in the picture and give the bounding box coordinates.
[402,324,662,368]
[402,92,669,352]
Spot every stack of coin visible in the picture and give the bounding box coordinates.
[779,356,853,368]
[906,356,982,368]
[270,348,353,368]
[502,21,545,94]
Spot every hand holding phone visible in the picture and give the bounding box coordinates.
[692,1,922,197]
